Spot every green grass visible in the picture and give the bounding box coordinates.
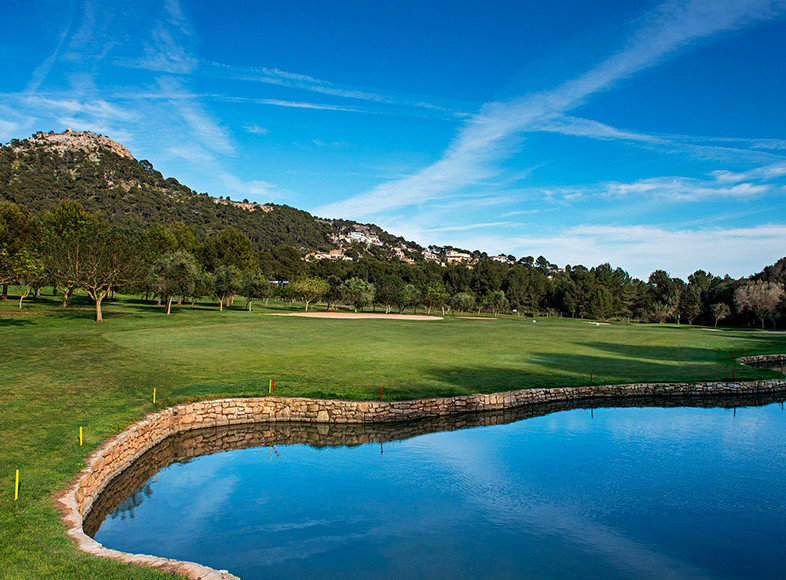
[1,292,785,578]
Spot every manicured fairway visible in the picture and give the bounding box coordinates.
[1,294,784,578]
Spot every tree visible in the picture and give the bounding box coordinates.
[213,266,242,311]
[482,290,509,316]
[340,277,375,312]
[241,272,273,311]
[504,266,547,316]
[735,280,785,329]
[647,301,673,324]
[710,302,731,328]
[147,250,201,315]
[679,284,702,325]
[1,247,43,309]
[374,275,404,314]
[395,283,420,314]
[201,227,256,272]
[423,282,449,315]
[40,202,137,322]
[0,201,37,300]
[292,275,329,311]
[451,292,475,315]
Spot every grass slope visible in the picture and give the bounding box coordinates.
[1,293,785,578]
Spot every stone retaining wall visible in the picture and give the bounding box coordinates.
[57,374,786,580]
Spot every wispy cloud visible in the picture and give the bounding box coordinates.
[318,0,786,219]
[157,78,234,154]
[25,15,73,95]
[600,176,770,201]
[191,61,467,118]
[244,124,270,135]
[536,115,786,165]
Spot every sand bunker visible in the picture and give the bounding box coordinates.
[266,312,443,320]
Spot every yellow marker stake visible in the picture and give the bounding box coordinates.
[14,470,19,501]
[79,426,83,446]
[153,388,156,405]
[269,378,272,394]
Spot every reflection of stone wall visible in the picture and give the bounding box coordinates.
[58,374,786,580]
[738,354,786,369]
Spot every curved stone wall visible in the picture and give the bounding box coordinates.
[57,374,786,579]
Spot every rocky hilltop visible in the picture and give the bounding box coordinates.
[9,129,134,162]
[0,130,421,259]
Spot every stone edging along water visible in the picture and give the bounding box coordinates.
[56,356,786,580]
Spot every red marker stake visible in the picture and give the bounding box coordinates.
[379,385,383,400]
[590,373,593,385]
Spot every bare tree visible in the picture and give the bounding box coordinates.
[734,280,784,329]
[710,302,731,328]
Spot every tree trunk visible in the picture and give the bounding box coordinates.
[166,295,173,315]
[177,295,183,305]
[18,288,30,310]
[94,293,105,323]
[1,283,7,299]
[304,300,310,312]
[156,294,162,306]
[219,297,224,312]
[714,317,719,328]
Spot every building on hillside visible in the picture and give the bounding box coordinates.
[305,249,353,262]
[423,250,441,263]
[445,250,472,264]
[491,254,513,263]
[341,231,383,246]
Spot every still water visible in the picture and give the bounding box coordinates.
[89,396,786,579]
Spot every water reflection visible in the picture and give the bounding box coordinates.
[84,392,784,538]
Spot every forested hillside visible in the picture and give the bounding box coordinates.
[0,130,410,254]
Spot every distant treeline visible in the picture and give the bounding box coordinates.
[2,199,784,327]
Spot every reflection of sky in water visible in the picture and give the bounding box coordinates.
[94,404,786,579]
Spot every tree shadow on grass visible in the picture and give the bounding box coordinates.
[0,317,34,327]
[583,338,786,363]
[577,341,729,364]
[424,350,774,394]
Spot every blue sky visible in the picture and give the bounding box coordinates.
[2,0,785,279]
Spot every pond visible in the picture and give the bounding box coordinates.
[87,395,786,579]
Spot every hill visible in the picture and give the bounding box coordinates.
[0,130,421,259]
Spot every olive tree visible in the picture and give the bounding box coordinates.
[340,277,375,312]
[40,202,137,323]
[710,302,731,328]
[147,250,202,315]
[292,275,330,311]
[735,280,784,329]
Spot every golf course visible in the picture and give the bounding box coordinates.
[2,292,785,578]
